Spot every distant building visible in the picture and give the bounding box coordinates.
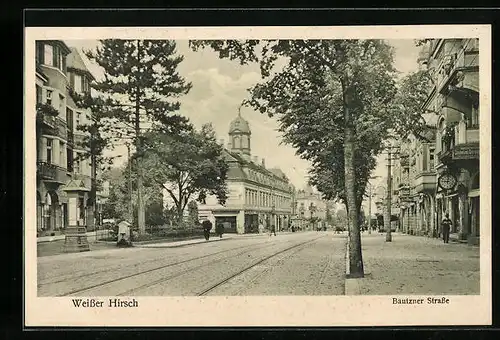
[295,185,329,230]
[197,110,295,234]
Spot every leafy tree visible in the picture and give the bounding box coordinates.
[392,69,434,142]
[141,123,229,224]
[101,161,164,225]
[325,205,333,224]
[336,208,348,227]
[189,39,397,277]
[67,89,118,228]
[83,39,192,234]
[145,201,166,227]
[187,200,199,226]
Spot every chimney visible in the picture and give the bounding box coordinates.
[261,158,266,167]
[253,156,259,163]
[219,138,225,146]
[227,141,232,149]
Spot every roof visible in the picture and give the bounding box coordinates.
[62,179,90,192]
[224,149,289,183]
[66,47,96,81]
[229,113,251,134]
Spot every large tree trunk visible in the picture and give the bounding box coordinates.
[344,125,364,278]
[342,80,364,278]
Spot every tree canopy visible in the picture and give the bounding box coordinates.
[141,123,229,222]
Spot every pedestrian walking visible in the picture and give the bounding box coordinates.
[202,219,212,241]
[441,213,452,244]
[216,223,224,238]
[270,225,276,236]
[258,221,264,234]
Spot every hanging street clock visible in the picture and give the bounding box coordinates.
[438,172,458,190]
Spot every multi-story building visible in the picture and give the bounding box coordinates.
[393,116,437,236]
[294,186,328,230]
[35,41,101,235]
[419,38,480,245]
[197,112,295,234]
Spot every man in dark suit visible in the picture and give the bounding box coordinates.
[441,213,453,244]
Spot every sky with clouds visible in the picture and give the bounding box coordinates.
[65,39,420,195]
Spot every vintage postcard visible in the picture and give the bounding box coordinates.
[24,24,492,327]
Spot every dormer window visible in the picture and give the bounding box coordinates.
[36,41,67,73]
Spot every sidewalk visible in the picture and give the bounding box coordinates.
[37,230,110,243]
[345,233,480,295]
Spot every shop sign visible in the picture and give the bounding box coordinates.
[452,144,479,160]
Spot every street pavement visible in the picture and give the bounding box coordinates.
[37,231,347,297]
[37,230,480,297]
[349,232,480,295]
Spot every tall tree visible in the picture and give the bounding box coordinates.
[68,89,117,229]
[189,39,397,277]
[187,200,199,226]
[141,123,229,224]
[83,40,192,234]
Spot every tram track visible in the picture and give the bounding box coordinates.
[57,240,285,297]
[196,235,326,296]
[39,240,264,287]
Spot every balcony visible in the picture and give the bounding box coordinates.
[413,172,437,194]
[37,161,67,184]
[39,115,68,140]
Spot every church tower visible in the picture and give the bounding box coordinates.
[228,106,251,156]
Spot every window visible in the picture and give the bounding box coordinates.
[67,148,73,172]
[74,157,81,174]
[46,139,53,164]
[36,85,42,104]
[74,74,82,93]
[59,94,65,113]
[59,141,65,167]
[46,90,52,106]
[66,108,74,132]
[44,44,54,66]
[470,103,479,128]
[76,112,81,126]
[429,149,435,170]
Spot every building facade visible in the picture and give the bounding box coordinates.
[294,186,329,231]
[35,41,102,235]
[421,38,480,245]
[197,112,295,234]
[391,38,480,245]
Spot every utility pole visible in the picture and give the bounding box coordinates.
[368,183,372,235]
[385,149,393,242]
[127,143,133,223]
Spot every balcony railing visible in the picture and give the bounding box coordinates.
[37,161,67,184]
[39,116,68,140]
